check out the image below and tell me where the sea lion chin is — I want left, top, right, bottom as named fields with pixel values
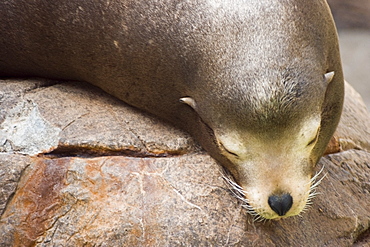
left=0, top=0, right=344, bottom=219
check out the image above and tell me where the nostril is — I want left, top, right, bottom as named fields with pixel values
left=268, top=193, right=293, bottom=216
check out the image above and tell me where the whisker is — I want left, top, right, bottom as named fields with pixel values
left=303, top=165, right=327, bottom=213
left=219, top=168, right=263, bottom=221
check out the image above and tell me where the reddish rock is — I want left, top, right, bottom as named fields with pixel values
left=0, top=79, right=369, bottom=246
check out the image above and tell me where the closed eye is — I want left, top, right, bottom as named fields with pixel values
left=307, top=129, right=320, bottom=146
left=219, top=142, right=239, bottom=157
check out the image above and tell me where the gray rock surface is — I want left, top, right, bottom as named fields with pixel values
left=328, top=81, right=370, bottom=153
left=0, top=79, right=198, bottom=157
left=0, top=79, right=369, bottom=246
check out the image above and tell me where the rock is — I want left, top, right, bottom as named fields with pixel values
left=325, top=81, right=370, bottom=154
left=0, top=79, right=198, bottom=157
left=0, top=79, right=369, bottom=246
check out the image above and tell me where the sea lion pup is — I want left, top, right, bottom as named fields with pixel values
left=0, top=0, right=344, bottom=219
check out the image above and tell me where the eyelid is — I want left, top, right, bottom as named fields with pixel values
left=307, top=128, right=320, bottom=146
left=219, top=142, right=239, bottom=157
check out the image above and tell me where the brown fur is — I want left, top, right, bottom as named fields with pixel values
left=0, top=0, right=344, bottom=219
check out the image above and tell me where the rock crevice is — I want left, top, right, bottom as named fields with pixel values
left=0, top=79, right=369, bottom=246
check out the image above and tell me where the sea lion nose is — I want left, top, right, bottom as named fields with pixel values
left=268, top=193, right=293, bottom=216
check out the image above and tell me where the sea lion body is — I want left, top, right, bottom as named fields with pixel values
left=0, top=0, right=344, bottom=219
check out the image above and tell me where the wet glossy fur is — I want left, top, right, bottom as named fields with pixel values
left=0, top=0, right=344, bottom=219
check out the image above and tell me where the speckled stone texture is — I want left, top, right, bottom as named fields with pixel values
left=0, top=79, right=369, bottom=246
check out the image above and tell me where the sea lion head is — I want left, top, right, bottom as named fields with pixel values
left=176, top=0, right=344, bottom=220
left=181, top=69, right=340, bottom=220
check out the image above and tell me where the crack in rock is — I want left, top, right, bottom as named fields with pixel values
left=43, top=145, right=186, bottom=158
left=170, top=187, right=203, bottom=211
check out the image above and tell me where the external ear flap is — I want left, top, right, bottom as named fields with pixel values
left=324, top=71, right=335, bottom=84
left=179, top=97, right=196, bottom=110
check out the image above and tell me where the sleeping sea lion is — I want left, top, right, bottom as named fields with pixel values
left=0, top=0, right=344, bottom=219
